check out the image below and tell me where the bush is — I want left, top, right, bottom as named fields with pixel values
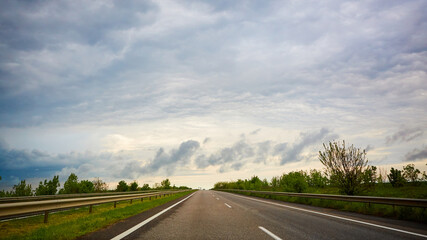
left=35, top=175, right=60, bottom=195
left=13, top=180, right=33, bottom=196
left=62, top=173, right=80, bottom=194
left=388, top=168, right=406, bottom=187
left=362, top=166, right=377, bottom=190
left=79, top=180, right=95, bottom=193
left=307, top=169, right=328, bottom=188
left=140, top=183, right=150, bottom=190
left=403, top=164, right=420, bottom=183
left=279, top=171, right=308, bottom=193
left=129, top=181, right=138, bottom=191
left=161, top=179, right=171, bottom=189
left=116, top=180, right=128, bottom=192
left=319, top=140, right=368, bottom=195
left=92, top=177, right=108, bottom=192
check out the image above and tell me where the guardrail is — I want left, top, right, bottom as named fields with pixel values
left=217, top=189, right=427, bottom=208
left=0, top=190, right=192, bottom=223
left=0, top=190, right=161, bottom=203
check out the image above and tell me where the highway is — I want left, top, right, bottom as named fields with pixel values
left=80, top=190, right=427, bottom=240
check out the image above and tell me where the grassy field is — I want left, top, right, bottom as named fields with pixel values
left=306, top=183, right=427, bottom=199
left=225, top=184, right=427, bottom=222
left=0, top=190, right=195, bottom=240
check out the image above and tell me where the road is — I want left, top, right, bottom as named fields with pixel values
left=82, top=190, right=427, bottom=240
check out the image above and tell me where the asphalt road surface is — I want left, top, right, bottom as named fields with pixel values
left=83, top=190, right=427, bottom=240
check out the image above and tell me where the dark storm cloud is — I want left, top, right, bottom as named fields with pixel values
left=195, top=138, right=255, bottom=170
left=386, top=126, right=424, bottom=145
left=250, top=129, right=261, bottom=135
left=120, top=140, right=200, bottom=178
left=0, top=138, right=115, bottom=188
left=276, top=128, right=337, bottom=165
left=254, top=141, right=271, bottom=163
left=203, top=137, right=211, bottom=144
left=404, top=146, right=427, bottom=162
left=365, top=145, right=374, bottom=152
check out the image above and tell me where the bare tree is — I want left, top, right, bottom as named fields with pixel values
left=92, top=177, right=108, bottom=192
left=319, top=140, right=368, bottom=195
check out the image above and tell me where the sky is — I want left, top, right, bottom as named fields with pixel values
left=0, top=0, right=426, bottom=190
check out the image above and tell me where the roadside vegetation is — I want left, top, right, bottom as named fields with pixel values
left=213, top=140, right=427, bottom=222
left=0, top=188, right=195, bottom=240
left=0, top=173, right=190, bottom=197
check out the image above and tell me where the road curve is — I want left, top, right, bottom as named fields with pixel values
left=84, top=190, right=427, bottom=240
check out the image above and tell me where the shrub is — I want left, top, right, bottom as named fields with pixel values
left=279, top=171, right=308, bottom=193
left=116, top=180, right=128, bottom=192
left=35, top=175, right=60, bottom=195
left=402, top=164, right=420, bottom=183
left=319, top=140, right=368, bottom=195
left=388, top=168, right=406, bottom=187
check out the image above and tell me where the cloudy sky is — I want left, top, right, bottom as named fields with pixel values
left=1, top=0, right=426, bottom=190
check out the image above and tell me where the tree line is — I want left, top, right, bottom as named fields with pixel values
left=0, top=174, right=189, bottom=197
left=214, top=140, right=427, bottom=195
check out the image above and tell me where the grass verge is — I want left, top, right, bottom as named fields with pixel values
left=0, top=190, right=196, bottom=240
left=225, top=190, right=427, bottom=223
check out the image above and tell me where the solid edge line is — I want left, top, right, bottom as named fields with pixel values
left=224, top=192, right=427, bottom=239
left=258, top=226, right=282, bottom=240
left=224, top=203, right=232, bottom=208
left=110, top=192, right=196, bottom=240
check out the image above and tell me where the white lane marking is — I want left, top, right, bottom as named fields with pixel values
left=224, top=203, right=232, bottom=208
left=259, top=226, right=282, bottom=240
left=216, top=198, right=219, bottom=200
left=223, top=192, right=427, bottom=239
left=111, top=192, right=196, bottom=240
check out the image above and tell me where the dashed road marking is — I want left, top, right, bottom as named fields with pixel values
left=259, top=226, right=282, bottom=240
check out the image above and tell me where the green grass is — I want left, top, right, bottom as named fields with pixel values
left=306, top=183, right=427, bottom=199
left=0, top=191, right=195, bottom=240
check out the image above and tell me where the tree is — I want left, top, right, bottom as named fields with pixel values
left=279, top=171, right=308, bottom=193
left=141, top=183, right=150, bottom=190
left=92, top=177, right=108, bottom=192
left=161, top=179, right=171, bottom=189
left=62, top=173, right=80, bottom=194
left=423, top=164, right=427, bottom=181
left=116, top=180, right=128, bottom=192
left=13, top=180, right=33, bottom=196
left=388, top=168, right=406, bottom=187
left=270, top=176, right=279, bottom=190
left=248, top=176, right=263, bottom=190
left=307, top=169, right=328, bottom=188
left=361, top=166, right=377, bottom=190
left=319, top=140, right=368, bottom=195
left=129, top=181, right=138, bottom=191
left=35, top=175, right=60, bottom=195
left=79, top=180, right=95, bottom=193
left=402, top=164, right=420, bottom=183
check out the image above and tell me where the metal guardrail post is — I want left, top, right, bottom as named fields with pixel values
left=44, top=211, right=48, bottom=223
left=114, top=201, right=117, bottom=208
left=89, top=205, right=93, bottom=213
left=130, top=199, right=133, bottom=204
